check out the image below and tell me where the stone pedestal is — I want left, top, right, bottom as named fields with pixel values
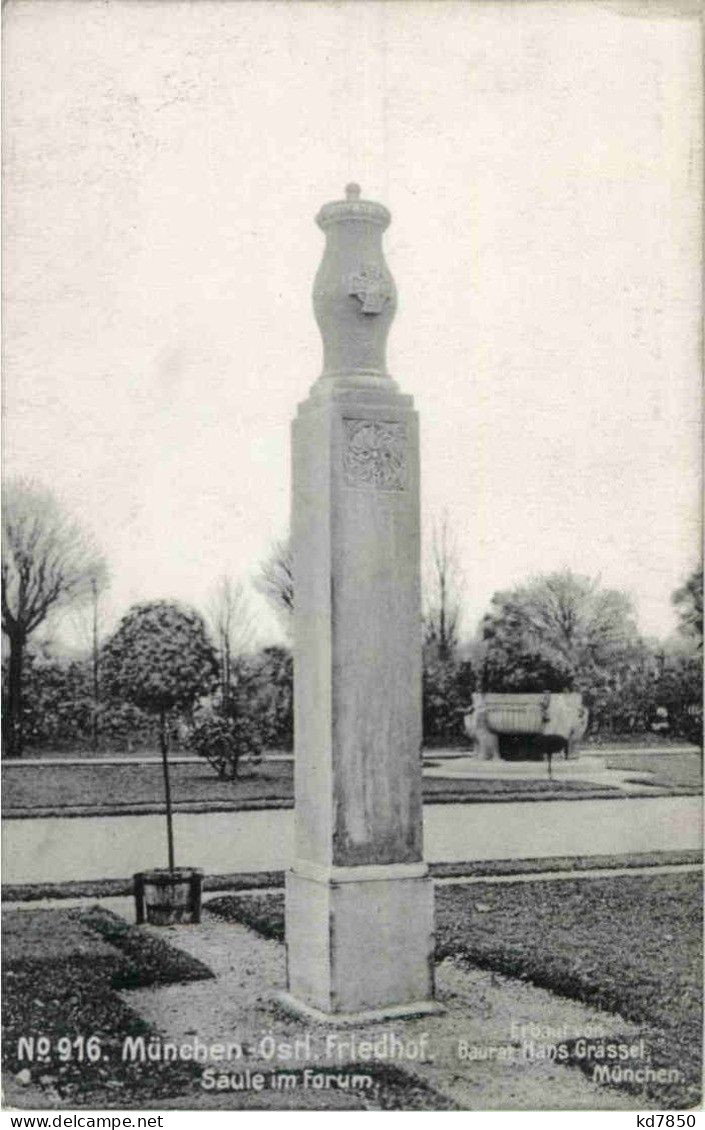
left=282, top=186, right=436, bottom=1020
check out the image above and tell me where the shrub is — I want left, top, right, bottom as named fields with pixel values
left=231, top=646, right=293, bottom=751
left=189, top=709, right=263, bottom=779
left=482, top=648, right=575, bottom=694
left=422, top=657, right=476, bottom=746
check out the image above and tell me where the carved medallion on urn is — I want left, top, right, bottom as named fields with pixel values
left=313, top=184, right=397, bottom=379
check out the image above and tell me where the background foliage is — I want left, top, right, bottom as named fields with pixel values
left=3, top=564, right=701, bottom=754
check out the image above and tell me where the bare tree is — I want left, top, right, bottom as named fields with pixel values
left=482, top=570, right=640, bottom=680
left=207, top=575, right=255, bottom=710
left=255, top=536, right=294, bottom=636
left=1, top=478, right=107, bottom=756
left=66, top=570, right=112, bottom=751
left=424, top=513, right=464, bottom=663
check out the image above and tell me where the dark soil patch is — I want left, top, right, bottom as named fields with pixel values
left=77, top=906, right=213, bottom=987
left=191, top=1062, right=457, bottom=1111
left=2, top=906, right=212, bottom=1105
left=3, top=870, right=286, bottom=903
left=421, top=777, right=621, bottom=798
left=587, top=736, right=700, bottom=749
left=207, top=892, right=286, bottom=940
left=428, top=851, right=703, bottom=880
left=255, top=1062, right=457, bottom=1111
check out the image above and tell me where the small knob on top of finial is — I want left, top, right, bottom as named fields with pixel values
left=316, top=184, right=390, bottom=231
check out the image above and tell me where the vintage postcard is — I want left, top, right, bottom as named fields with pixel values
left=1, top=0, right=702, bottom=1121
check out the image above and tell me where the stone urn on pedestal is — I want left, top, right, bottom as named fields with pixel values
left=464, top=692, right=589, bottom=762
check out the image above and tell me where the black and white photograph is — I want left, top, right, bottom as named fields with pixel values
left=1, top=0, right=702, bottom=1119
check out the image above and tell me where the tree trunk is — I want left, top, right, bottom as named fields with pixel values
left=6, top=631, right=24, bottom=757
left=224, top=637, right=231, bottom=713
left=439, top=586, right=448, bottom=662
left=91, top=578, right=100, bottom=753
left=159, top=710, right=175, bottom=872
left=219, top=633, right=227, bottom=706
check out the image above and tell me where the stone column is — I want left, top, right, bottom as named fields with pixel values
left=281, top=185, right=437, bottom=1021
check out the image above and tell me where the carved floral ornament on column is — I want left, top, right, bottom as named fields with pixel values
left=343, top=418, right=408, bottom=492
left=348, top=264, right=393, bottom=314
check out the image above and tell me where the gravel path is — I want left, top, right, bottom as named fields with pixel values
left=4, top=796, right=701, bottom=883
left=424, top=754, right=665, bottom=793
left=120, top=909, right=648, bottom=1110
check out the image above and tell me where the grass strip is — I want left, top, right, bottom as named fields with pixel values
left=4, top=851, right=701, bottom=904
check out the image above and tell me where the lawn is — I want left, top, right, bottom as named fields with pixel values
left=2, top=906, right=212, bottom=1106
left=604, top=750, right=702, bottom=790
left=435, top=872, right=702, bottom=1108
left=2, top=761, right=628, bottom=815
left=2, top=762, right=294, bottom=814
left=207, top=871, right=703, bottom=1109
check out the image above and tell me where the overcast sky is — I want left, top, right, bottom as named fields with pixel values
left=3, top=0, right=701, bottom=650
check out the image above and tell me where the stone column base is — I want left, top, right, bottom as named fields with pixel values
left=281, top=864, right=438, bottom=1019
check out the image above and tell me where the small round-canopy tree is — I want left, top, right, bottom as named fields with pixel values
left=102, top=601, right=217, bottom=870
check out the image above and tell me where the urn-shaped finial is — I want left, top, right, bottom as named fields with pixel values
left=313, top=185, right=397, bottom=379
